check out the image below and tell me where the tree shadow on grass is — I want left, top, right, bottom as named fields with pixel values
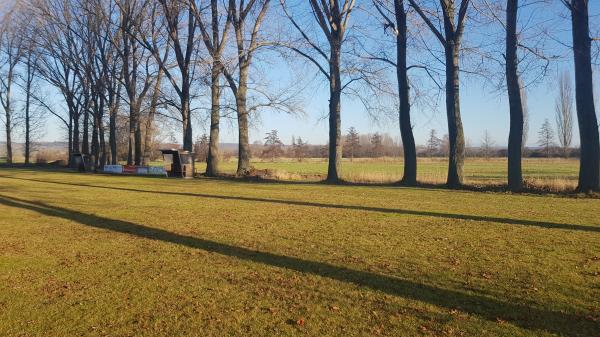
left=3, top=176, right=600, bottom=233
left=0, top=195, right=598, bottom=336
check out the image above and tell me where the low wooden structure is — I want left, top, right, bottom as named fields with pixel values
left=159, top=149, right=195, bottom=178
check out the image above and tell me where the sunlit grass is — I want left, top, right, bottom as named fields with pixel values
left=0, top=168, right=598, bottom=336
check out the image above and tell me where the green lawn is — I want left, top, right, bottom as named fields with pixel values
left=0, top=169, right=598, bottom=336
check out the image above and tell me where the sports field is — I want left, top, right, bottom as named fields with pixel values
left=0, top=168, right=598, bottom=336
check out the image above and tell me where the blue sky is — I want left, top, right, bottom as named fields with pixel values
left=8, top=1, right=600, bottom=148
left=216, top=0, right=600, bottom=148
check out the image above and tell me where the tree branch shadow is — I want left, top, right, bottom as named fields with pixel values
left=0, top=194, right=597, bottom=336
left=3, top=176, right=599, bottom=233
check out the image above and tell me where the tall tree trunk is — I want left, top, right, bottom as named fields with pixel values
left=24, top=67, right=32, bottom=165
left=570, top=0, right=600, bottom=192
left=181, top=74, right=193, bottom=152
left=68, top=119, right=73, bottom=166
left=395, top=0, right=417, bottom=185
left=98, top=94, right=106, bottom=168
left=181, top=95, right=193, bottom=152
left=73, top=112, right=80, bottom=154
left=142, top=119, right=153, bottom=166
left=99, top=120, right=106, bottom=168
left=83, top=106, right=90, bottom=155
left=109, top=106, right=117, bottom=165
left=206, top=61, right=221, bottom=177
left=202, top=0, right=226, bottom=177
left=326, top=42, right=343, bottom=183
left=226, top=0, right=269, bottom=176
left=236, top=65, right=251, bottom=175
left=444, top=41, right=465, bottom=187
left=143, top=70, right=162, bottom=166
left=134, top=108, right=142, bottom=165
left=24, top=107, right=30, bottom=164
left=5, top=107, right=12, bottom=164
left=236, top=87, right=250, bottom=175
left=91, top=94, right=99, bottom=168
left=127, top=104, right=136, bottom=165
left=506, top=0, right=524, bottom=191
left=92, top=112, right=99, bottom=168
left=3, top=69, right=13, bottom=164
left=127, top=94, right=144, bottom=166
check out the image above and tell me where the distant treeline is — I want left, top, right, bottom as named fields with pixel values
left=188, top=130, right=582, bottom=163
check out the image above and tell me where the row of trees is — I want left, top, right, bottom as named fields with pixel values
left=0, top=0, right=273, bottom=174
left=246, top=129, right=400, bottom=162
left=193, top=127, right=405, bottom=162
left=0, top=0, right=598, bottom=191
left=286, top=0, right=598, bottom=191
left=193, top=124, right=577, bottom=162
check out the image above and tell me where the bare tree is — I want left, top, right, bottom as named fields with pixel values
left=562, top=0, right=599, bottom=192
left=263, top=129, right=283, bottom=162
left=480, top=129, right=495, bottom=159
left=20, top=33, right=40, bottom=164
left=73, top=0, right=115, bottom=168
left=223, top=0, right=271, bottom=175
left=292, top=136, right=308, bottom=162
left=141, top=62, right=165, bottom=166
left=0, top=6, right=24, bottom=164
left=408, top=0, right=470, bottom=187
left=505, top=0, right=524, bottom=190
left=280, top=0, right=356, bottom=183
left=426, top=128, right=441, bottom=157
left=191, top=0, right=232, bottom=176
left=370, top=132, right=384, bottom=157
left=138, top=0, right=200, bottom=152
left=117, top=0, right=157, bottom=165
left=34, top=0, right=88, bottom=164
left=193, top=133, right=209, bottom=162
left=370, top=0, right=417, bottom=184
left=538, top=119, right=554, bottom=158
left=555, top=71, right=574, bottom=158
left=94, top=0, right=124, bottom=165
left=118, top=1, right=170, bottom=166
left=6, top=3, right=46, bottom=165
left=476, top=0, right=554, bottom=190
left=345, top=126, right=360, bottom=161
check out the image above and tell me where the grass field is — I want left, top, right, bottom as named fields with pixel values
left=201, top=158, right=579, bottom=190
left=0, top=168, right=598, bottom=336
